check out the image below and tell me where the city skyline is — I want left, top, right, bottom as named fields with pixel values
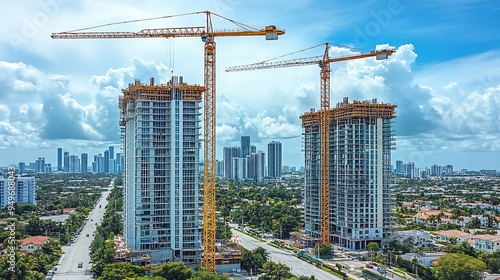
left=1, top=1, right=500, bottom=170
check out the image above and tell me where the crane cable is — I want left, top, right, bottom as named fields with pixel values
left=64, top=11, right=201, bottom=33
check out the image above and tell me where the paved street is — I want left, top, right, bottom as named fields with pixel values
left=53, top=182, right=113, bottom=280
left=231, top=228, right=342, bottom=280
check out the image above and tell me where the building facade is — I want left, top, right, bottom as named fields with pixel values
left=120, top=76, right=203, bottom=264
left=240, top=136, right=251, bottom=158
left=0, top=176, right=37, bottom=208
left=267, top=141, right=282, bottom=179
left=301, top=98, right=395, bottom=250
left=223, top=146, right=239, bottom=180
left=246, top=151, right=266, bottom=182
left=57, top=148, right=63, bottom=171
left=81, top=153, right=88, bottom=173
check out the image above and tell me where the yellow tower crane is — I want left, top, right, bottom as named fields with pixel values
left=51, top=11, right=284, bottom=273
left=226, top=43, right=393, bottom=245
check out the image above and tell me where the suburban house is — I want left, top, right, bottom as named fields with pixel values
left=18, top=236, right=49, bottom=253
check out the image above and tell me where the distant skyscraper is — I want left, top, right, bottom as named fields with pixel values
left=430, top=164, right=441, bottom=176
left=443, top=164, right=454, bottom=175
left=404, top=162, right=415, bottom=178
left=93, top=154, right=105, bottom=173
left=45, top=164, right=51, bottom=173
left=81, top=153, right=88, bottom=173
left=223, top=146, right=239, bottom=179
left=18, top=162, right=26, bottom=174
left=247, top=151, right=265, bottom=182
left=64, top=151, right=69, bottom=172
left=395, top=160, right=403, bottom=174
left=240, top=136, right=251, bottom=158
left=115, top=153, right=124, bottom=173
left=232, top=157, right=247, bottom=181
left=57, top=148, right=63, bottom=171
left=104, top=150, right=110, bottom=173
left=216, top=160, right=224, bottom=177
left=109, top=146, right=114, bottom=160
left=267, top=141, right=282, bottom=178
left=69, top=155, right=80, bottom=173
left=302, top=98, right=396, bottom=249
left=121, top=76, right=203, bottom=264
left=35, top=157, right=45, bottom=173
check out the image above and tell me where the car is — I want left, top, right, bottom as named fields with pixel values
left=365, top=264, right=373, bottom=269
left=377, top=267, right=386, bottom=274
left=78, top=262, right=83, bottom=268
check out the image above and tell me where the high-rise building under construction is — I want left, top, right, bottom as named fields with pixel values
left=120, top=76, right=203, bottom=264
left=301, top=97, right=396, bottom=250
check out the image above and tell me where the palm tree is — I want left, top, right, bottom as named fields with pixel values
left=466, top=217, right=481, bottom=229
left=427, top=214, right=437, bottom=227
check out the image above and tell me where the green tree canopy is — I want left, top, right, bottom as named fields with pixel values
left=312, top=243, right=333, bottom=259
left=241, top=247, right=269, bottom=272
left=433, top=253, right=486, bottom=280
left=258, top=261, right=293, bottom=280
left=99, top=262, right=147, bottom=280
left=151, top=262, right=192, bottom=280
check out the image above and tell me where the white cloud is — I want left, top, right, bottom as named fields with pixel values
left=1, top=0, right=500, bottom=169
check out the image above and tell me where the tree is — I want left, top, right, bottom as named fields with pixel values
left=258, top=261, right=293, bottom=280
left=488, top=257, right=500, bottom=274
left=99, top=262, right=147, bottom=280
left=312, top=243, right=333, bottom=259
left=151, top=262, right=192, bottom=280
left=367, top=242, right=380, bottom=257
left=191, top=268, right=230, bottom=280
left=466, top=217, right=481, bottom=229
left=241, top=247, right=269, bottom=272
left=433, top=253, right=486, bottom=280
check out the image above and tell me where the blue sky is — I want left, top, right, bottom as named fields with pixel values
left=0, top=0, right=499, bottom=171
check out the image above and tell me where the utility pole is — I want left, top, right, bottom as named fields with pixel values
left=280, top=223, right=282, bottom=239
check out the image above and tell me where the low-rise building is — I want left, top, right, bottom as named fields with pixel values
left=473, top=235, right=500, bottom=253
left=433, top=230, right=474, bottom=244
left=391, top=230, right=433, bottom=247
left=18, top=236, right=49, bottom=253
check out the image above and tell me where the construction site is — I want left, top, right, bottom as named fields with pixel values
left=51, top=8, right=396, bottom=275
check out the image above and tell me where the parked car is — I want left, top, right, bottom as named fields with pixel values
left=365, top=264, right=373, bottom=269
left=78, top=262, right=83, bottom=268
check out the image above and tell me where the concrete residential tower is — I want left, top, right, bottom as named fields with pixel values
left=120, top=76, right=203, bottom=264
left=301, top=98, right=396, bottom=250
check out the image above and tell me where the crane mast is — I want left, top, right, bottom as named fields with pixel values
left=226, top=43, right=393, bottom=245
left=52, top=11, right=284, bottom=273
left=203, top=12, right=217, bottom=272
left=319, top=44, right=331, bottom=244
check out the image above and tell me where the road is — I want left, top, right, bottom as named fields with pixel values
left=231, top=228, right=342, bottom=280
left=53, top=181, right=113, bottom=280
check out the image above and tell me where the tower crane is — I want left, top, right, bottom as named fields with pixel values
left=51, top=11, right=284, bottom=273
left=226, top=43, right=393, bottom=245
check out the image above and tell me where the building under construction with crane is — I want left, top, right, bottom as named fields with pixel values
left=301, top=97, right=396, bottom=250
left=120, top=76, right=204, bottom=264
left=52, top=11, right=285, bottom=273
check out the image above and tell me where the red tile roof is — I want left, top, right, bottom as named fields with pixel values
left=18, top=236, right=49, bottom=246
